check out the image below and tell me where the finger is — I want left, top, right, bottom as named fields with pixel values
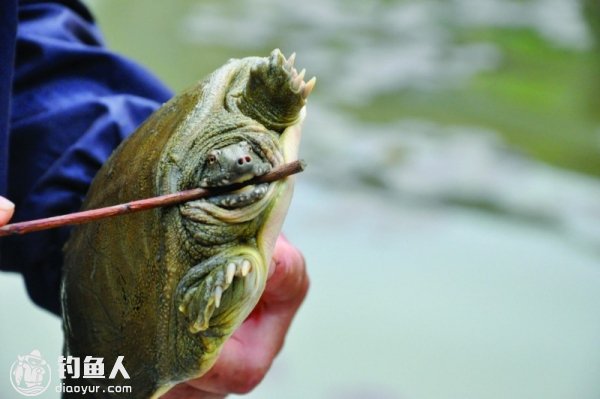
left=263, top=235, right=309, bottom=307
left=186, top=235, right=309, bottom=395
left=0, top=196, right=14, bottom=226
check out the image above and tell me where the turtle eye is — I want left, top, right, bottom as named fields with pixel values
left=207, top=153, right=217, bottom=165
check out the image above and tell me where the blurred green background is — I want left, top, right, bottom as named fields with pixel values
left=2, top=0, right=600, bottom=398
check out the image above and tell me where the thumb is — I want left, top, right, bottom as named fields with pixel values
left=0, top=196, right=15, bottom=226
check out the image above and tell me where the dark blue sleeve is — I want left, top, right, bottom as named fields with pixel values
left=0, top=0, right=17, bottom=195
left=0, top=0, right=174, bottom=315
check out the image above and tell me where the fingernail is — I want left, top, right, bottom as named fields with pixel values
left=0, top=197, right=14, bottom=211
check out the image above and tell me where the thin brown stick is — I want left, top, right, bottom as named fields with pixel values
left=0, top=160, right=306, bottom=237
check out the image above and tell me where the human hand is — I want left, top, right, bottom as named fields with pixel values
left=162, top=235, right=309, bottom=399
left=0, top=196, right=14, bottom=226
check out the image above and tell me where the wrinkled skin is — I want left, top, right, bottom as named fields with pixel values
left=61, top=49, right=314, bottom=398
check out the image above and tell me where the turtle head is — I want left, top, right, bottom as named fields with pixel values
left=194, top=140, right=272, bottom=209
left=199, top=141, right=270, bottom=187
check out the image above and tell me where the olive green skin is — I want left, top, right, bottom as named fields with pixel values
left=61, top=50, right=311, bottom=398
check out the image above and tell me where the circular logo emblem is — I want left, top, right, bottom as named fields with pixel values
left=9, top=350, right=51, bottom=397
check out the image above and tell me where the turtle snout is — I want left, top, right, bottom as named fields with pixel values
left=235, top=153, right=254, bottom=172
left=230, top=146, right=272, bottom=180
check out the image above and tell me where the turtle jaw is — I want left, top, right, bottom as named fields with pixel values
left=205, top=183, right=270, bottom=209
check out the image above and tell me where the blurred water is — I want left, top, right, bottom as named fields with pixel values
left=181, top=0, right=589, bottom=99
left=2, top=0, right=600, bottom=398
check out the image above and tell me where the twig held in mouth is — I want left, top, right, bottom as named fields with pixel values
left=0, top=160, right=306, bottom=237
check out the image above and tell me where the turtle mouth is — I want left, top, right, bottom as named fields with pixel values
left=199, top=165, right=271, bottom=188
left=180, top=180, right=276, bottom=225
left=205, top=183, right=270, bottom=209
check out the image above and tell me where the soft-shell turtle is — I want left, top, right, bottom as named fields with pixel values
left=61, top=49, right=314, bottom=398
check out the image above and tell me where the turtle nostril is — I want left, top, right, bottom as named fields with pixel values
left=238, top=156, right=252, bottom=165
